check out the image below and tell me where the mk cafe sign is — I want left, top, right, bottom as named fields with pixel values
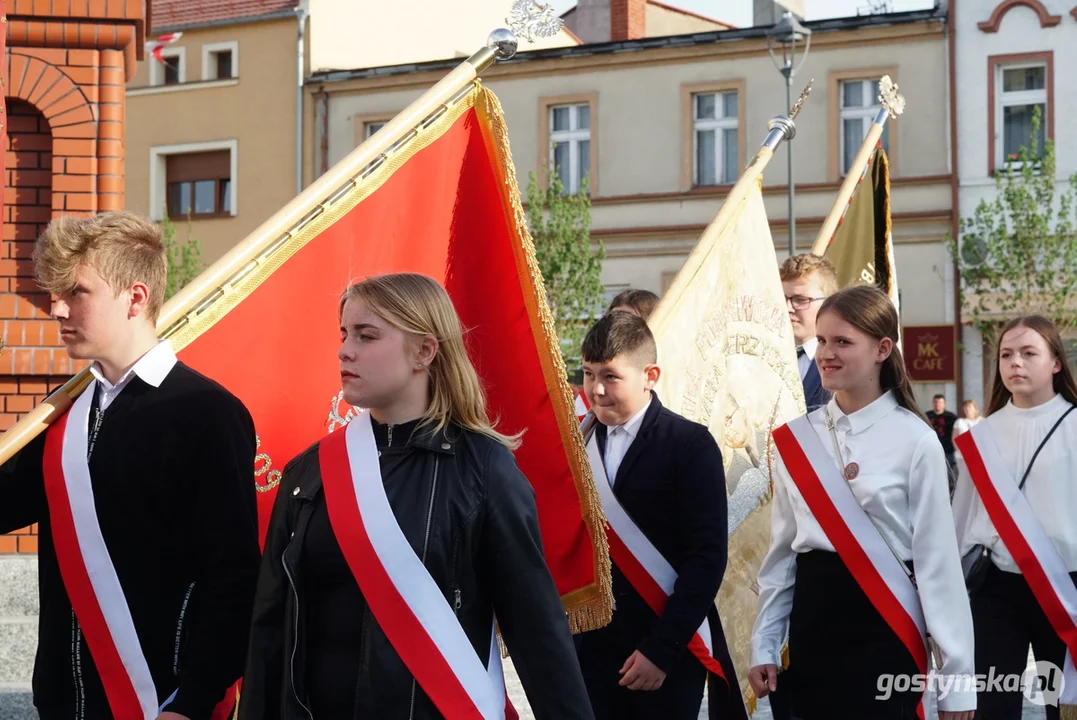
left=903, top=325, right=956, bottom=382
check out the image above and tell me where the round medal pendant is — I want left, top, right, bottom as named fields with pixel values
left=844, top=462, right=860, bottom=481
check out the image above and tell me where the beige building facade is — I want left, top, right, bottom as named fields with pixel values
left=307, top=7, right=959, bottom=407
left=125, top=0, right=578, bottom=265
left=125, top=2, right=302, bottom=263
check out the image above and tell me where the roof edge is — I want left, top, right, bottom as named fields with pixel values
left=151, top=7, right=299, bottom=35
left=307, top=6, right=945, bottom=84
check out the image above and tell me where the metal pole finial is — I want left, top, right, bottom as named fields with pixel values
left=768, top=115, right=796, bottom=143
left=486, top=28, right=519, bottom=60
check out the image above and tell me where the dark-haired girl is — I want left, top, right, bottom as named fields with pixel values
left=953, top=315, right=1077, bottom=719
left=748, top=285, right=975, bottom=720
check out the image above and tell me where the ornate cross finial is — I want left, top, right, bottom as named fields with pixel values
left=878, top=75, right=906, bottom=119
left=789, top=79, right=814, bottom=121
left=506, top=0, right=564, bottom=43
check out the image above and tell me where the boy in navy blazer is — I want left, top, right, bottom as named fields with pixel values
left=575, top=312, right=743, bottom=720
left=780, top=254, right=839, bottom=413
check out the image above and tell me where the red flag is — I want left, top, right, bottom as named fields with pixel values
left=170, top=85, right=611, bottom=631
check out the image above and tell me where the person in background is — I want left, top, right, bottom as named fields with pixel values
left=952, top=399, right=982, bottom=441
left=575, top=312, right=742, bottom=720
left=952, top=316, right=1077, bottom=720
left=926, top=393, right=958, bottom=488
left=607, top=288, right=659, bottom=322
left=780, top=255, right=839, bottom=414
left=750, top=285, right=974, bottom=720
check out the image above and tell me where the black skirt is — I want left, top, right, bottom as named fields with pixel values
left=785, top=550, right=922, bottom=720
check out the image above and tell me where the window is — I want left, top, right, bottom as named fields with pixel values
left=693, top=90, right=739, bottom=185
left=839, top=79, right=890, bottom=175
left=164, top=59, right=180, bottom=85
left=151, top=47, right=186, bottom=87
left=548, top=103, right=591, bottom=194
left=202, top=41, right=239, bottom=81
left=214, top=51, right=233, bottom=79
left=997, top=64, right=1047, bottom=165
left=166, top=151, right=232, bottom=218
left=364, top=121, right=386, bottom=139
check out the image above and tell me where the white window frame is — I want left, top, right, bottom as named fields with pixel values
left=150, top=47, right=186, bottom=87
left=838, top=79, right=885, bottom=176
left=149, top=140, right=238, bottom=221
left=692, top=90, right=739, bottom=186
left=364, top=121, right=386, bottom=139
left=547, top=103, right=591, bottom=194
left=995, top=62, right=1048, bottom=169
left=201, top=41, right=239, bottom=81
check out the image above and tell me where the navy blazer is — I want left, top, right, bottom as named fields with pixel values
left=802, top=356, right=830, bottom=413
left=582, top=393, right=747, bottom=719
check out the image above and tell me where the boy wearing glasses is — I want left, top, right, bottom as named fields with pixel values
left=780, top=254, right=839, bottom=413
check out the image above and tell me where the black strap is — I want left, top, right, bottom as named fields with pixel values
left=86, top=387, right=105, bottom=463
left=1018, top=405, right=1075, bottom=491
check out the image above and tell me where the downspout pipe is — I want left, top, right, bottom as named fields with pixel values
left=296, top=3, right=308, bottom=196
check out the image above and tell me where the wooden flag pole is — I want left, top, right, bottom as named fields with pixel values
left=0, top=9, right=562, bottom=465
left=810, top=75, right=905, bottom=257
left=651, top=81, right=813, bottom=330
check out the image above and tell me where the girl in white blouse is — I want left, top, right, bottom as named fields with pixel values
left=952, top=316, right=1077, bottom=720
left=748, top=285, right=975, bottom=720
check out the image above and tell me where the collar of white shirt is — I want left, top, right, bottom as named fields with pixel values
left=826, top=389, right=898, bottom=434
left=90, top=340, right=178, bottom=395
left=609, top=395, right=652, bottom=442
left=798, top=337, right=818, bottom=360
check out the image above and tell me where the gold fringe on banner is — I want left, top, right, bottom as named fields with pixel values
left=475, top=84, right=613, bottom=633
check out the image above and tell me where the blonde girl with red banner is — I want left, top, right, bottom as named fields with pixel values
left=748, top=285, right=975, bottom=720
left=239, top=273, right=593, bottom=720
left=952, top=316, right=1077, bottom=720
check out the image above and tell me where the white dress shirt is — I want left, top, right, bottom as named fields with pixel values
left=89, top=340, right=178, bottom=411
left=752, top=391, right=976, bottom=711
left=796, top=337, right=818, bottom=381
left=603, top=396, right=651, bottom=486
left=953, top=393, right=1077, bottom=574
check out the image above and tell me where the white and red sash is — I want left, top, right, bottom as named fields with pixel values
left=584, top=427, right=727, bottom=681
left=41, top=382, right=176, bottom=720
left=319, top=411, right=515, bottom=720
left=575, top=392, right=590, bottom=421
left=772, top=417, right=928, bottom=710
left=957, top=423, right=1077, bottom=703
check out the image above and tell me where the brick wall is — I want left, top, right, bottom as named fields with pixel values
left=610, top=0, right=647, bottom=40
left=1, top=46, right=128, bottom=554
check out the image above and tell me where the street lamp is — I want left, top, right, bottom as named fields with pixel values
left=767, top=11, right=811, bottom=256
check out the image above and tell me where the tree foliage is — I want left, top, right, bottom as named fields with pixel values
left=161, top=214, right=204, bottom=300
left=526, top=171, right=605, bottom=370
left=950, top=108, right=1077, bottom=347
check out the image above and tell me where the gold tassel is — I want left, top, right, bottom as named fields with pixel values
left=1060, top=703, right=1077, bottom=720
left=745, top=692, right=757, bottom=715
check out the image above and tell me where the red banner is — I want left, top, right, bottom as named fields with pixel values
left=902, top=324, right=956, bottom=382
left=172, top=86, right=610, bottom=631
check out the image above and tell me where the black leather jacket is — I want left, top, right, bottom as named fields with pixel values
left=239, top=419, right=594, bottom=720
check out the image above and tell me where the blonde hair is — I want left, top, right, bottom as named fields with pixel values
left=339, top=273, right=521, bottom=450
left=780, top=253, right=839, bottom=296
left=34, top=212, right=167, bottom=322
